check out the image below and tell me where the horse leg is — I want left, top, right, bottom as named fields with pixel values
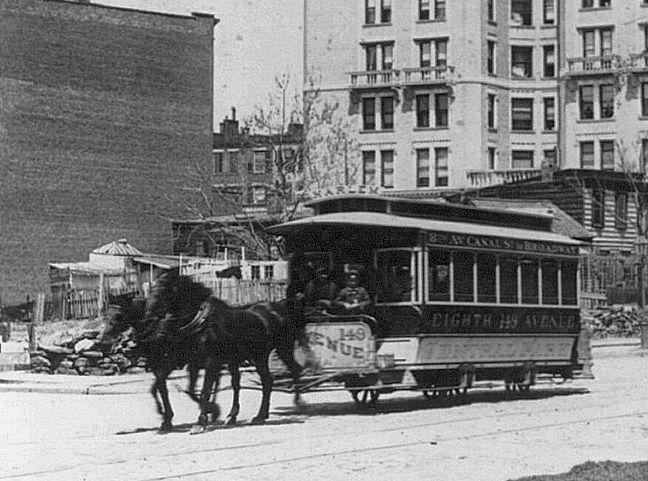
left=185, top=361, right=201, bottom=405
left=277, top=344, right=304, bottom=407
left=224, top=362, right=241, bottom=426
left=154, top=368, right=174, bottom=432
left=251, top=356, right=273, bottom=425
left=191, top=356, right=221, bottom=435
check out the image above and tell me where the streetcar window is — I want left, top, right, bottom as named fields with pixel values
left=542, top=260, right=559, bottom=305
left=477, top=253, right=497, bottom=303
left=561, top=260, right=578, bottom=305
left=453, top=251, right=474, bottom=303
left=499, top=257, right=519, bottom=304
left=428, top=249, right=450, bottom=301
left=521, top=258, right=539, bottom=304
left=376, top=250, right=417, bottom=303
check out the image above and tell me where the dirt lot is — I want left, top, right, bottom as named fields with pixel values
left=1, top=343, right=647, bottom=481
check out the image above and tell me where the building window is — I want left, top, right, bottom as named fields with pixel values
left=600, top=84, right=614, bottom=118
left=543, top=0, right=555, bottom=24
left=365, top=44, right=377, bottom=71
left=642, top=83, right=648, bottom=117
left=382, top=43, right=394, bottom=70
left=436, top=39, right=448, bottom=68
left=362, top=98, right=376, bottom=130
left=487, top=93, right=497, bottom=128
left=601, top=28, right=613, bottom=56
left=487, top=40, right=496, bottom=75
left=582, top=0, right=610, bottom=7
left=416, top=148, right=430, bottom=187
left=511, top=46, right=533, bottom=78
left=601, top=140, right=615, bottom=170
left=644, top=25, right=648, bottom=53
left=381, top=150, right=394, bottom=188
left=228, top=151, right=239, bottom=172
left=615, top=193, right=628, bottom=230
left=543, top=148, right=557, bottom=167
left=592, top=188, right=605, bottom=228
left=543, top=97, right=555, bottom=131
left=511, top=0, right=532, bottom=26
left=580, top=141, right=595, bottom=168
left=365, top=0, right=376, bottom=24
left=416, top=94, right=430, bottom=127
left=582, top=30, right=595, bottom=57
left=511, top=98, right=534, bottom=131
left=435, top=92, right=449, bottom=127
left=488, top=147, right=497, bottom=169
left=419, top=0, right=430, bottom=20
left=381, top=96, right=394, bottom=129
left=488, top=0, right=495, bottom=22
left=381, top=0, right=392, bottom=23
left=362, top=151, right=376, bottom=184
left=434, top=0, right=446, bottom=21
left=543, top=45, right=555, bottom=77
left=579, top=85, right=594, bottom=119
left=264, top=265, right=274, bottom=279
left=419, top=41, right=431, bottom=67
left=435, top=147, right=449, bottom=186
left=246, top=186, right=266, bottom=205
left=214, top=152, right=224, bottom=174
left=512, top=150, right=534, bottom=169
left=253, top=151, right=267, bottom=174
left=642, top=139, right=648, bottom=173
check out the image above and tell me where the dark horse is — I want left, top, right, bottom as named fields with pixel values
left=101, top=294, right=220, bottom=432
left=105, top=271, right=305, bottom=433
left=143, top=270, right=305, bottom=433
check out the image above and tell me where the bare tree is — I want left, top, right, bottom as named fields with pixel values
left=170, top=73, right=360, bottom=260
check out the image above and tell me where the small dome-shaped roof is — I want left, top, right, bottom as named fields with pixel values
left=92, top=239, right=143, bottom=256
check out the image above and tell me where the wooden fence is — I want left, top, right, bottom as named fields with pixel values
left=200, top=278, right=287, bottom=306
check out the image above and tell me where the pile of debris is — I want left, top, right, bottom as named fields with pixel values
left=581, top=306, right=645, bottom=338
left=30, top=320, right=145, bottom=375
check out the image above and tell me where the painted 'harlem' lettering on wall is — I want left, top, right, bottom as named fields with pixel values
left=427, top=232, right=580, bottom=256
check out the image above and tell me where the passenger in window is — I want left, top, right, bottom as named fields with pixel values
left=303, top=266, right=337, bottom=310
left=333, top=267, right=371, bottom=314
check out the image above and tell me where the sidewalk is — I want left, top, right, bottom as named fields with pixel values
left=0, top=369, right=176, bottom=395
left=0, top=339, right=643, bottom=395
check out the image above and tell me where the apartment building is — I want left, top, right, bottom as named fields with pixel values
left=304, top=0, right=560, bottom=192
left=562, top=1, right=648, bottom=172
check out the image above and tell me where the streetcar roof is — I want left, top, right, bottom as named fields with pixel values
left=266, top=211, right=582, bottom=246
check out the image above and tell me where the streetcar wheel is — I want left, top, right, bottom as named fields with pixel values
left=350, top=389, right=379, bottom=407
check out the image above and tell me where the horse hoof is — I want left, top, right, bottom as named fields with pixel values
left=250, top=416, right=266, bottom=425
left=224, top=416, right=237, bottom=426
left=159, top=421, right=173, bottom=433
left=190, top=424, right=206, bottom=435
left=207, top=402, right=220, bottom=419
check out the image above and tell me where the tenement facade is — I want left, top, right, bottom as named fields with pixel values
left=0, top=0, right=216, bottom=302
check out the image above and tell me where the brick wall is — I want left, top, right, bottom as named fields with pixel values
left=0, top=0, right=215, bottom=303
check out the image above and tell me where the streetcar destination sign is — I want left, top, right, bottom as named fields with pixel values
left=427, top=232, right=579, bottom=256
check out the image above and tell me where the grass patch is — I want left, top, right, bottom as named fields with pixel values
left=510, top=461, right=648, bottom=481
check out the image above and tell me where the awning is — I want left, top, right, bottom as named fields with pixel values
left=132, top=256, right=180, bottom=269
left=266, top=212, right=582, bottom=246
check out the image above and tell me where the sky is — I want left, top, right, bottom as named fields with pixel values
left=95, top=0, right=303, bottom=129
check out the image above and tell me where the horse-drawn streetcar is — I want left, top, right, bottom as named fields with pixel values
left=267, top=194, right=587, bottom=405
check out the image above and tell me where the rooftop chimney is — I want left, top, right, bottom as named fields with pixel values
left=231, top=106, right=236, bottom=121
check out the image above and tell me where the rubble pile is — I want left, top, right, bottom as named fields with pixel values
left=581, top=306, right=645, bottom=338
left=30, top=320, right=145, bottom=375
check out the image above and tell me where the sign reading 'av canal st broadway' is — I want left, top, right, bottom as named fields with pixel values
left=427, top=232, right=580, bottom=256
